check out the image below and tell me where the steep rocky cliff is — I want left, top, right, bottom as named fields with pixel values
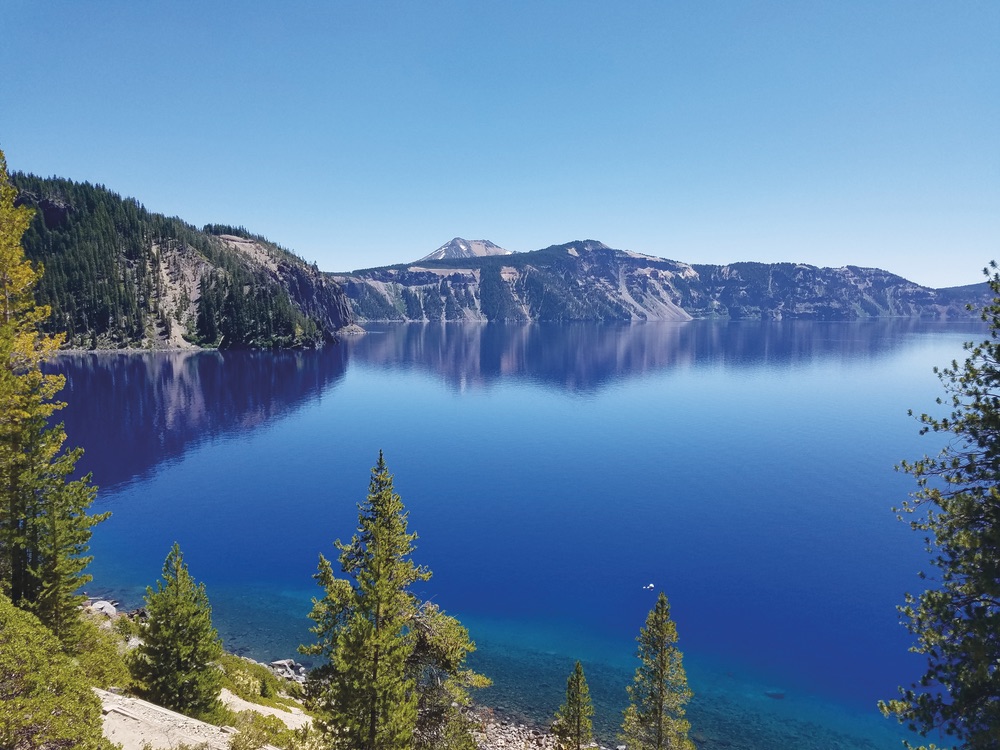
left=339, top=240, right=986, bottom=322
left=13, top=174, right=354, bottom=348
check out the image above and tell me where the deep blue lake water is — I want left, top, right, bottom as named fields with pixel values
left=52, top=320, right=983, bottom=749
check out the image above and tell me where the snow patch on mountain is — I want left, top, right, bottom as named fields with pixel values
left=418, top=238, right=512, bottom=261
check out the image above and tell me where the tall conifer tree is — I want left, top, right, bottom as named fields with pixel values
left=302, top=452, right=431, bottom=750
left=130, top=543, right=223, bottom=716
left=553, top=660, right=595, bottom=750
left=620, top=592, right=694, bottom=750
left=880, top=263, right=1000, bottom=749
left=0, top=149, right=106, bottom=645
left=303, top=453, right=486, bottom=749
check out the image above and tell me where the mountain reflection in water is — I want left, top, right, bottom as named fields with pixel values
left=347, top=319, right=983, bottom=391
left=50, top=347, right=348, bottom=490
left=51, top=319, right=983, bottom=491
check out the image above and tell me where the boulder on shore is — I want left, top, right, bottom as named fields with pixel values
left=268, top=658, right=307, bottom=683
left=89, top=600, right=117, bottom=618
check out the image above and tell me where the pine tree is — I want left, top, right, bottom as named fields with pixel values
left=130, top=542, right=223, bottom=716
left=879, top=263, right=1000, bottom=749
left=0, top=149, right=106, bottom=645
left=553, top=660, right=594, bottom=750
left=28, top=453, right=103, bottom=643
left=196, top=273, right=220, bottom=345
left=620, top=592, right=694, bottom=750
left=409, top=601, right=490, bottom=750
left=301, top=452, right=431, bottom=750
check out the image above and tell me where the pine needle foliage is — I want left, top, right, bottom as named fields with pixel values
left=0, top=591, right=106, bottom=750
left=130, top=542, right=223, bottom=717
left=620, top=592, right=694, bottom=750
left=409, top=601, right=490, bottom=750
left=0, top=149, right=107, bottom=645
left=301, top=451, right=431, bottom=750
left=880, top=262, right=1000, bottom=749
left=302, top=453, right=486, bottom=750
left=553, top=660, right=594, bottom=750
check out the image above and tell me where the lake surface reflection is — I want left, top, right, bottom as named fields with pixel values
left=56, top=320, right=982, bottom=749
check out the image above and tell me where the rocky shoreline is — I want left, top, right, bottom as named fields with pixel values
left=255, top=658, right=614, bottom=750
left=469, top=707, right=561, bottom=750
left=82, top=597, right=589, bottom=750
left=83, top=596, right=609, bottom=750
left=254, top=655, right=623, bottom=750
left=97, top=686, right=596, bottom=750
left=52, top=321, right=366, bottom=355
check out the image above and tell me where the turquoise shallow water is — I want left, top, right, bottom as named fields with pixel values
left=456, top=614, right=924, bottom=749
left=57, top=320, right=981, bottom=749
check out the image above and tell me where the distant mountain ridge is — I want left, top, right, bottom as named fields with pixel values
left=10, top=167, right=988, bottom=338
left=417, top=237, right=512, bottom=262
left=338, top=239, right=989, bottom=323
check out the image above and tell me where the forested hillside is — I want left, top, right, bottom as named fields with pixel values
left=13, top=174, right=353, bottom=349
left=338, top=240, right=989, bottom=323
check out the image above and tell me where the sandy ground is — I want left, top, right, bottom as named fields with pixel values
left=218, top=688, right=311, bottom=730
left=95, top=688, right=309, bottom=750
left=97, top=689, right=236, bottom=750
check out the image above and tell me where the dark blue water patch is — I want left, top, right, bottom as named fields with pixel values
left=68, top=320, right=980, bottom=750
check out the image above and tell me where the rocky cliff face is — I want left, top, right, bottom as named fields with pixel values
left=681, top=262, right=948, bottom=319
left=339, top=241, right=987, bottom=323
left=13, top=174, right=354, bottom=349
left=217, top=235, right=354, bottom=335
left=337, top=241, right=692, bottom=323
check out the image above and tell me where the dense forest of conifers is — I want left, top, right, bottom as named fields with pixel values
left=12, top=174, right=351, bottom=349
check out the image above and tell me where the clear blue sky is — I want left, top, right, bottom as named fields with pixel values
left=2, top=1, right=997, bottom=286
